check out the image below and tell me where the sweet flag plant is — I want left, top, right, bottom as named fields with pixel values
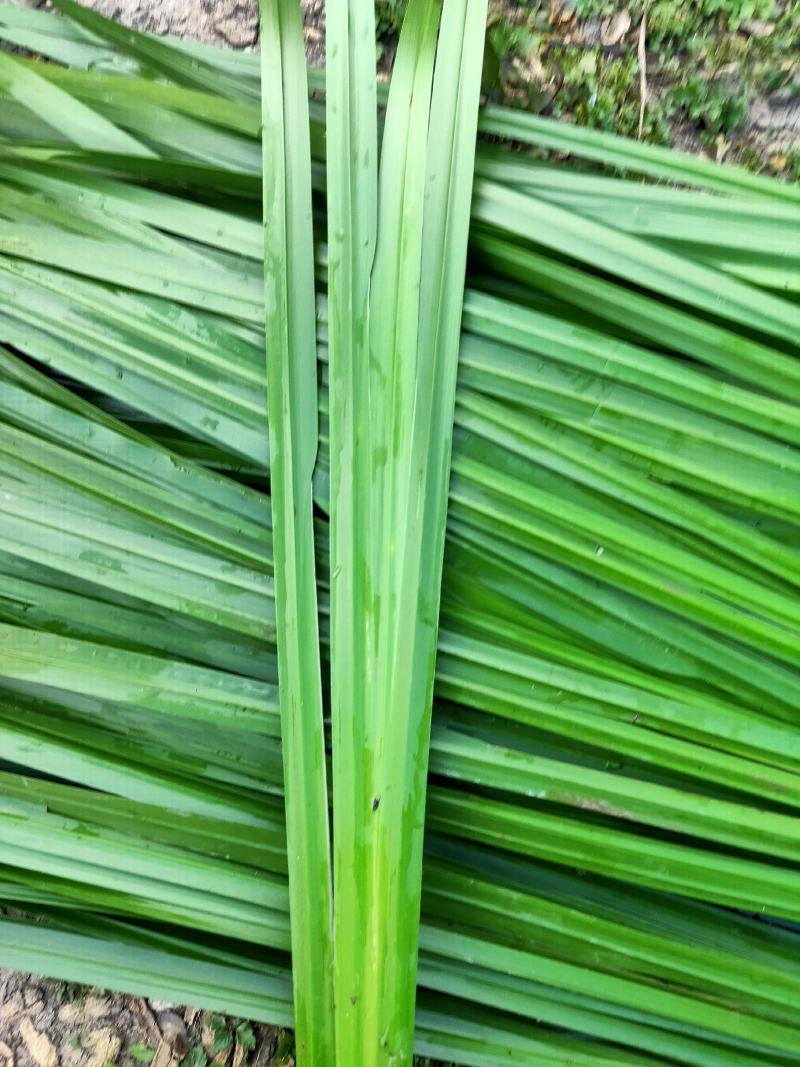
left=0, top=2, right=798, bottom=1065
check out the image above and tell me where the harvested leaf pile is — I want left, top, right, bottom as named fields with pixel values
left=0, top=2, right=799, bottom=1066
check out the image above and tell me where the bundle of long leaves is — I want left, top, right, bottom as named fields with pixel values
left=0, top=1, right=799, bottom=1065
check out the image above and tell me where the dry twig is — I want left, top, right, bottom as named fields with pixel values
left=638, top=9, right=648, bottom=138
left=136, top=998, right=163, bottom=1044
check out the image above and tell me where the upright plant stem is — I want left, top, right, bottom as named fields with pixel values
left=259, top=2, right=334, bottom=1063
left=328, top=0, right=487, bottom=1061
left=325, top=0, right=378, bottom=1062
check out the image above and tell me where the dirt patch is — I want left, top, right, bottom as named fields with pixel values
left=18, top=0, right=324, bottom=61
left=0, top=972, right=288, bottom=1067
left=76, top=1, right=260, bottom=47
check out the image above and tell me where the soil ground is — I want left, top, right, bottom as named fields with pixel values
left=0, top=969, right=290, bottom=1067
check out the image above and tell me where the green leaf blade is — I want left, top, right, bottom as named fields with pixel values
left=259, top=2, right=334, bottom=1065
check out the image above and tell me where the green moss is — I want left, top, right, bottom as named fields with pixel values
left=666, top=74, right=750, bottom=137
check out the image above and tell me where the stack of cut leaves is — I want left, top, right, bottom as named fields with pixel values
left=0, top=1, right=799, bottom=1065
